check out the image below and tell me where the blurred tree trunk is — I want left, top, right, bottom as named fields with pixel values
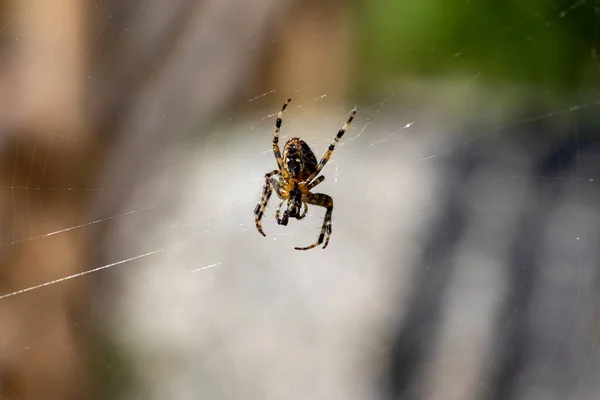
left=0, top=1, right=91, bottom=399
left=90, top=0, right=293, bottom=220
left=0, top=0, right=291, bottom=398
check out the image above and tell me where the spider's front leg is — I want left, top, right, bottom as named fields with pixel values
left=298, top=202, right=308, bottom=219
left=254, top=170, right=280, bottom=236
left=275, top=200, right=288, bottom=226
left=275, top=200, right=307, bottom=226
left=295, top=193, right=333, bottom=250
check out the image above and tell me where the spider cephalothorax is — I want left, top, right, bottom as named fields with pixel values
left=254, top=98, right=356, bottom=250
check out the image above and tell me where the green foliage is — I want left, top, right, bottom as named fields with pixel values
left=355, top=0, right=600, bottom=92
left=91, top=335, right=140, bottom=400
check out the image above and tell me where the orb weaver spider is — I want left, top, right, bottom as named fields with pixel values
left=254, top=98, right=356, bottom=250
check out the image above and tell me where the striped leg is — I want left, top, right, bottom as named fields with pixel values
left=254, top=170, right=280, bottom=236
left=269, top=177, right=284, bottom=199
left=307, top=175, right=325, bottom=190
left=279, top=200, right=308, bottom=222
left=275, top=199, right=287, bottom=225
left=273, top=98, right=291, bottom=170
left=307, top=107, right=356, bottom=182
left=294, top=193, right=333, bottom=250
left=298, top=202, right=308, bottom=219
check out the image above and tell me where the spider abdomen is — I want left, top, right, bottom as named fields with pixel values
left=282, top=138, right=318, bottom=180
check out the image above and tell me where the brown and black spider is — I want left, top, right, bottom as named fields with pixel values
left=254, top=98, right=356, bottom=250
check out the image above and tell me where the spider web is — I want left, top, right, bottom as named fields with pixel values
left=1, top=1, right=600, bottom=399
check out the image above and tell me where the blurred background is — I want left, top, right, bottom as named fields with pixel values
left=0, top=0, right=599, bottom=399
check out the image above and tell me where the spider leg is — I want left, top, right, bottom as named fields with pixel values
left=294, top=193, right=333, bottom=250
left=269, top=177, right=284, bottom=199
left=306, top=107, right=356, bottom=182
left=278, top=200, right=307, bottom=226
left=307, top=175, right=325, bottom=190
left=254, top=170, right=280, bottom=236
left=273, top=98, right=291, bottom=171
left=275, top=199, right=288, bottom=225
left=277, top=199, right=307, bottom=225
left=297, top=202, right=308, bottom=220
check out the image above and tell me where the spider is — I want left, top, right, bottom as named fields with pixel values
left=254, top=98, right=356, bottom=250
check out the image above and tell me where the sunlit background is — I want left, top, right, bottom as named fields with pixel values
left=0, top=1, right=599, bottom=399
